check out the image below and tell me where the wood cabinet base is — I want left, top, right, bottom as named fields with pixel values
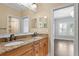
left=0, top=37, right=48, bottom=56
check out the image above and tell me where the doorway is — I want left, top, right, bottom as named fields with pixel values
left=53, top=4, right=75, bottom=56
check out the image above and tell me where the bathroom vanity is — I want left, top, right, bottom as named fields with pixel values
left=0, top=34, right=48, bottom=56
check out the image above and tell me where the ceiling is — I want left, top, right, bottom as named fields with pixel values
left=2, top=3, right=37, bottom=12
left=1, top=3, right=73, bottom=12
left=1, top=3, right=28, bottom=11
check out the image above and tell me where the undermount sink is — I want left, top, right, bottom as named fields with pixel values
left=4, top=41, right=24, bottom=46
left=33, top=37, right=43, bottom=39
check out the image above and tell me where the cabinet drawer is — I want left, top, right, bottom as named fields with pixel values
left=33, top=40, right=40, bottom=47
left=34, top=40, right=40, bottom=45
left=40, top=38, right=48, bottom=44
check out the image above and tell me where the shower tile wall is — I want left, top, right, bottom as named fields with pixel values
left=54, top=39, right=74, bottom=56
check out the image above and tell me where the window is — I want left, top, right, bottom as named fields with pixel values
left=21, top=17, right=29, bottom=33
left=8, top=16, right=29, bottom=34
left=59, top=23, right=67, bottom=35
left=68, top=23, right=74, bottom=36
left=8, top=17, right=20, bottom=34
left=56, top=17, right=74, bottom=36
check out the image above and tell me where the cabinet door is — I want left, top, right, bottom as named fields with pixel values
left=34, top=40, right=40, bottom=56
left=40, top=38, right=48, bottom=56
left=22, top=49, right=34, bottom=56
left=39, top=43, right=44, bottom=56
left=43, top=40, right=48, bottom=56
left=34, top=47, right=40, bottom=56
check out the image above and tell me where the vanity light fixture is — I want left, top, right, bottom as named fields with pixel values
left=31, top=3, right=37, bottom=9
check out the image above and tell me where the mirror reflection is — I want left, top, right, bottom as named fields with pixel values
left=0, top=4, right=31, bottom=34
left=0, top=3, right=48, bottom=34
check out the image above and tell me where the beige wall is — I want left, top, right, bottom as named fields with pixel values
left=0, top=4, right=22, bottom=34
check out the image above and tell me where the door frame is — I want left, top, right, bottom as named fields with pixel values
left=51, top=3, right=77, bottom=56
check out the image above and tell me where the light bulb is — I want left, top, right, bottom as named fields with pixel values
left=44, top=16, right=47, bottom=19
left=31, top=3, right=37, bottom=9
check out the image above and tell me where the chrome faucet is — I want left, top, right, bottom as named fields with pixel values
left=32, top=32, right=38, bottom=37
left=9, top=34, right=16, bottom=41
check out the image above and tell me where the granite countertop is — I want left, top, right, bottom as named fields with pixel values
left=0, top=36, right=47, bottom=54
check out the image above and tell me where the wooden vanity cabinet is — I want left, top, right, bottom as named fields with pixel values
left=0, top=37, right=48, bottom=56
